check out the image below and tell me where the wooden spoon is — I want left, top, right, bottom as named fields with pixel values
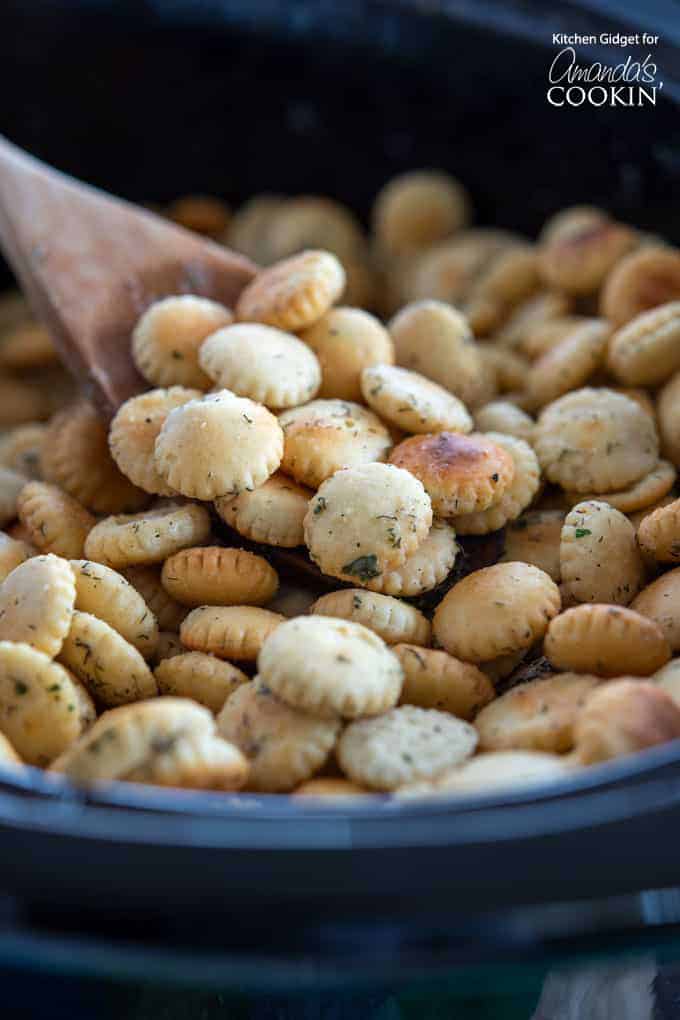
left=0, top=136, right=256, bottom=416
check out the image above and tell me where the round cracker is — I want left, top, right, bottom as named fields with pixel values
left=638, top=498, right=680, bottom=563
left=236, top=250, right=345, bottom=331
left=433, top=562, right=561, bottom=663
left=69, top=559, right=159, bottom=659
left=500, top=510, right=565, bottom=582
left=59, top=611, right=157, bottom=706
left=395, top=643, right=494, bottom=719
left=389, top=300, right=483, bottom=405
left=560, top=500, right=644, bottom=605
left=279, top=398, right=392, bottom=489
left=161, top=546, right=279, bottom=607
left=337, top=705, right=477, bottom=791
left=109, top=387, right=202, bottom=496
left=545, top=604, right=670, bottom=676
left=475, top=673, right=600, bottom=753
left=361, top=363, right=472, bottom=436
left=534, top=388, right=659, bottom=493
left=632, top=568, right=680, bottom=652
left=132, top=295, right=232, bottom=389
left=258, top=615, right=403, bottom=719
left=214, top=471, right=311, bottom=548
left=199, top=323, right=321, bottom=408
left=390, top=432, right=514, bottom=518
left=154, top=390, right=283, bottom=501
left=311, top=589, right=431, bottom=646
left=573, top=679, right=680, bottom=764
left=217, top=678, right=340, bottom=792
left=452, top=432, right=540, bottom=534
left=303, top=462, right=432, bottom=583
left=0, top=554, right=75, bottom=657
left=17, top=481, right=95, bottom=559
left=155, top=651, right=249, bottom=714
left=0, top=641, right=94, bottom=765
left=180, top=605, right=285, bottom=662
left=84, top=503, right=211, bottom=569
left=301, top=307, right=394, bottom=403
left=41, top=400, right=148, bottom=514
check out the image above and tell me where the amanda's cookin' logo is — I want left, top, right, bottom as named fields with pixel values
left=548, top=32, right=663, bottom=107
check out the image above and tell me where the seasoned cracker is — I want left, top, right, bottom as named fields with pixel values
left=500, top=510, right=565, bottom=582
left=526, top=319, right=610, bottom=409
left=217, top=678, right=340, bottom=792
left=41, top=401, right=148, bottom=513
left=389, top=300, right=483, bottom=405
left=573, top=679, right=680, bottom=764
left=215, top=472, right=311, bottom=548
left=395, top=643, right=494, bottom=719
left=638, top=498, right=680, bottom=562
left=473, top=400, right=535, bottom=443
left=301, top=307, right=394, bottom=403
left=389, top=431, right=514, bottom=517
left=601, top=246, right=680, bottom=327
left=180, top=605, right=285, bottom=662
left=337, top=705, right=477, bottom=790
left=258, top=615, right=403, bottom=718
left=227, top=194, right=285, bottom=263
left=562, top=460, right=676, bottom=514
left=560, top=500, right=644, bottom=605
left=608, top=302, right=680, bottom=386
left=123, top=565, right=189, bottom=632
left=199, top=323, right=321, bottom=408
left=475, top=673, right=600, bottom=753
left=84, top=503, right=211, bottom=569
left=433, top=562, right=561, bottom=663
left=545, top=604, right=670, bottom=676
left=452, top=433, right=540, bottom=534
left=279, top=398, right=392, bottom=489
left=18, top=481, right=95, bottom=558
left=70, top=559, right=158, bottom=659
left=303, top=463, right=432, bottom=583
left=533, top=388, right=659, bottom=493
left=539, top=217, right=636, bottom=295
left=632, top=568, right=680, bottom=652
left=311, top=589, right=431, bottom=646
left=132, top=294, right=232, bottom=389
left=359, top=519, right=458, bottom=596
left=0, top=554, right=75, bottom=657
left=361, top=363, right=472, bottom=435
left=266, top=196, right=365, bottom=263
left=60, top=610, right=157, bottom=705
left=155, top=651, right=249, bottom=713
left=0, top=467, right=29, bottom=527
left=372, top=170, right=469, bottom=256
left=161, top=546, right=279, bottom=607
left=236, top=250, right=345, bottom=331
left=463, top=244, right=540, bottom=336
left=399, top=750, right=574, bottom=797
left=125, top=729, right=249, bottom=791
left=0, top=424, right=46, bottom=479
left=154, top=390, right=283, bottom=500
left=108, top=387, right=202, bottom=496
left=0, top=641, right=94, bottom=765
left=51, top=697, right=215, bottom=781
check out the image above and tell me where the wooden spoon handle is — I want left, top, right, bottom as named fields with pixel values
left=0, top=136, right=256, bottom=414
